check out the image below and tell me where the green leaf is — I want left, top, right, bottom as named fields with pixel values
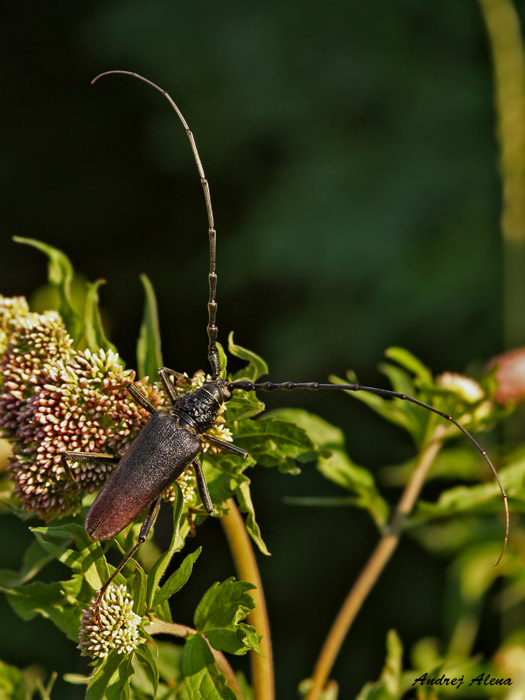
left=0, top=659, right=46, bottom=700
left=0, top=539, right=52, bottom=587
left=86, top=654, right=134, bottom=700
left=132, top=567, right=147, bottom=618
left=14, top=237, right=83, bottom=341
left=378, top=362, right=417, bottom=399
left=137, top=274, right=163, bottom=380
left=83, top=279, right=117, bottom=353
left=272, top=409, right=389, bottom=528
left=355, top=629, right=403, bottom=700
left=134, top=644, right=159, bottom=698
left=331, top=372, right=419, bottom=438
left=194, top=578, right=260, bottom=655
left=225, top=387, right=266, bottom=423
left=3, top=580, right=81, bottom=642
left=384, top=347, right=433, bottom=384
left=228, top=332, right=268, bottom=382
left=146, top=483, right=187, bottom=609
left=182, top=634, right=238, bottom=700
left=153, top=548, right=202, bottom=608
left=234, top=478, right=270, bottom=555
left=413, top=457, right=524, bottom=522
left=217, top=341, right=228, bottom=378
left=233, top=416, right=315, bottom=473
left=30, top=522, right=109, bottom=590
left=156, top=641, right=184, bottom=685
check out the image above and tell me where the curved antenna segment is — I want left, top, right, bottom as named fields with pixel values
left=91, top=70, right=221, bottom=378
left=230, top=379, right=509, bottom=566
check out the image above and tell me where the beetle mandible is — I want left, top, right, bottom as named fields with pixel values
left=61, top=70, right=509, bottom=601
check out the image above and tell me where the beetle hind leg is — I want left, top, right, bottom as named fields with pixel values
left=95, top=495, right=162, bottom=607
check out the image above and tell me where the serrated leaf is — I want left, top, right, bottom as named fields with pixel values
left=228, top=333, right=268, bottom=382
left=86, top=654, right=133, bottom=700
left=153, top=548, right=202, bottom=608
left=225, top=389, right=266, bottom=423
left=234, top=478, right=270, bottom=555
left=182, top=635, right=238, bottom=700
left=134, top=644, right=159, bottom=698
left=14, top=237, right=83, bottom=340
left=137, top=274, right=163, bottom=380
left=83, top=279, right=117, bottom=353
left=233, top=417, right=315, bottom=473
left=194, top=578, right=259, bottom=655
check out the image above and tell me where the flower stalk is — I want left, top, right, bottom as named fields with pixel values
left=221, top=498, right=274, bottom=700
left=306, top=427, right=446, bottom=700
left=145, top=619, right=242, bottom=698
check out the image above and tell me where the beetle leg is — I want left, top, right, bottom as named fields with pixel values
left=125, top=383, right=158, bottom=414
left=204, top=434, right=249, bottom=459
left=158, top=366, right=187, bottom=404
left=60, top=451, right=119, bottom=490
left=192, top=458, right=213, bottom=513
left=96, top=495, right=162, bottom=604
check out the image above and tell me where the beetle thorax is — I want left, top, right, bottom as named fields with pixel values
left=170, top=378, right=232, bottom=434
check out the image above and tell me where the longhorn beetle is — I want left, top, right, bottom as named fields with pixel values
left=61, top=70, right=509, bottom=603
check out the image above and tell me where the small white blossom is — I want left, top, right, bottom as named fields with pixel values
left=436, top=372, right=485, bottom=403
left=78, top=584, right=144, bottom=658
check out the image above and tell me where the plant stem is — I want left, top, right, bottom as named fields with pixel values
left=145, top=619, right=242, bottom=698
left=479, top=0, right=525, bottom=350
left=306, top=427, right=445, bottom=700
left=221, top=498, right=275, bottom=700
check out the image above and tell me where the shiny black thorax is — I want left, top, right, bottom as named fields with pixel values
left=170, top=381, right=227, bottom=433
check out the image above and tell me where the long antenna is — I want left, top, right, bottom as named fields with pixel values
left=91, top=70, right=221, bottom=379
left=230, top=379, right=509, bottom=565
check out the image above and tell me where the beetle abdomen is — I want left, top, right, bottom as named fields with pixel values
left=86, top=412, right=201, bottom=541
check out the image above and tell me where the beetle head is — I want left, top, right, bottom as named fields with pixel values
left=202, top=378, right=233, bottom=406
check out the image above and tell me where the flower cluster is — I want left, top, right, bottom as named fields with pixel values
left=487, top=348, right=525, bottom=405
left=0, top=296, right=233, bottom=519
left=0, top=295, right=29, bottom=354
left=78, top=584, right=144, bottom=658
left=0, top=300, right=163, bottom=518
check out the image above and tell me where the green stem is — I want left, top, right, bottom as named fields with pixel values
left=306, top=427, right=446, bottom=700
left=221, top=498, right=274, bottom=700
left=145, top=619, right=243, bottom=698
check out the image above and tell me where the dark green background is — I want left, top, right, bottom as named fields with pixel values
left=1, top=2, right=518, bottom=697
